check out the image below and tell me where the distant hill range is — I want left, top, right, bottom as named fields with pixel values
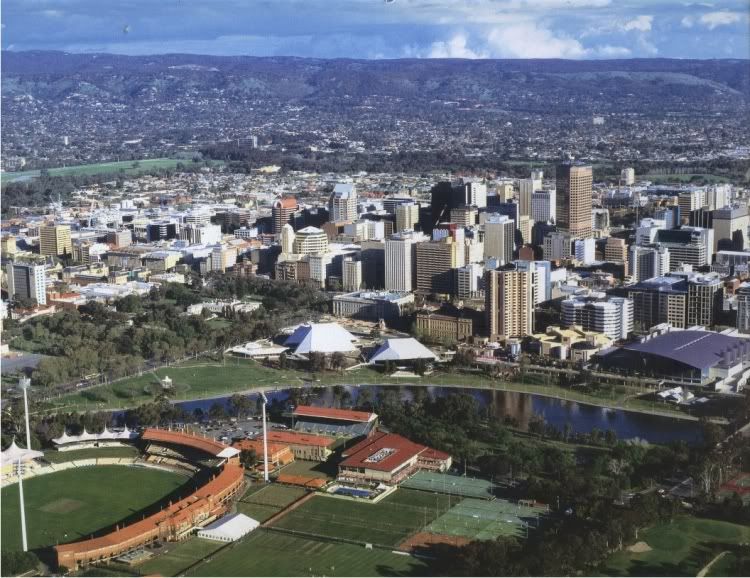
left=2, top=51, right=748, bottom=112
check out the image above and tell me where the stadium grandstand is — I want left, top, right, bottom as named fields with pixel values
left=289, top=405, right=378, bottom=438
left=338, top=431, right=451, bottom=486
left=54, top=428, right=244, bottom=571
left=51, top=426, right=139, bottom=451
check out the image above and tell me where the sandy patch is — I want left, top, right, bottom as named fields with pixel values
left=627, top=541, right=652, bottom=553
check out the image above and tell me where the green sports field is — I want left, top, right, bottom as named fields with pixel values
left=1, top=158, right=218, bottom=182
left=236, top=483, right=308, bottom=523
left=138, top=538, right=223, bottom=576
left=1, top=466, right=187, bottom=552
left=185, top=529, right=428, bottom=577
left=401, top=471, right=498, bottom=499
left=604, top=516, right=750, bottom=576
left=270, top=488, right=457, bottom=547
left=425, top=498, right=544, bottom=540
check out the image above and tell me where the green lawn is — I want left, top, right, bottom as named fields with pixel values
left=1, top=466, right=187, bottom=552
left=271, top=488, right=457, bottom=547
left=41, top=357, right=685, bottom=421
left=138, top=538, right=222, bottom=577
left=1, top=158, right=220, bottom=182
left=278, top=459, right=337, bottom=481
left=185, top=529, right=428, bottom=577
left=604, top=516, right=750, bottom=576
left=235, top=483, right=308, bottom=523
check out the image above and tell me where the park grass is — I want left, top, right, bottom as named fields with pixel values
left=41, top=446, right=139, bottom=463
left=185, top=529, right=428, bottom=577
left=236, top=483, right=308, bottom=522
left=138, top=538, right=222, bottom=577
left=1, top=158, right=222, bottom=182
left=1, top=466, right=187, bottom=552
left=41, top=357, right=687, bottom=421
left=270, top=488, right=457, bottom=547
left=603, top=516, right=750, bottom=576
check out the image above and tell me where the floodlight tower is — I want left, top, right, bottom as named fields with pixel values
left=19, top=376, right=32, bottom=552
left=261, top=392, right=269, bottom=483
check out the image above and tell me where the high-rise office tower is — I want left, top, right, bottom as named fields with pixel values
left=629, top=245, right=670, bottom=282
left=385, top=231, right=426, bottom=292
left=416, top=238, right=465, bottom=295
left=555, top=162, right=593, bottom=238
left=483, top=214, right=515, bottom=265
left=395, top=202, right=420, bottom=233
left=687, top=273, right=723, bottom=327
left=712, top=205, right=748, bottom=252
left=292, top=226, right=329, bottom=255
left=531, top=190, right=556, bottom=223
left=329, top=183, right=358, bottom=222
left=485, top=266, right=535, bottom=340
left=342, top=258, right=363, bottom=292
left=519, top=172, right=542, bottom=218
left=39, top=224, right=72, bottom=257
left=280, top=223, right=295, bottom=254
left=736, top=283, right=750, bottom=334
left=272, top=196, right=299, bottom=234
left=6, top=262, right=47, bottom=305
left=620, top=167, right=635, bottom=186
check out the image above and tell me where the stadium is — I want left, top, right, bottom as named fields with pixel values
left=1, top=428, right=245, bottom=571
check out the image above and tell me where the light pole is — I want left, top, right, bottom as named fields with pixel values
left=17, top=458, right=28, bottom=551
left=261, top=392, right=269, bottom=483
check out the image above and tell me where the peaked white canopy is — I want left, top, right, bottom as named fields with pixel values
left=284, top=323, right=357, bottom=355
left=0, top=440, right=43, bottom=466
left=369, top=338, right=438, bottom=363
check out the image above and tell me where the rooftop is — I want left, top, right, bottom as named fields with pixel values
left=618, top=330, right=750, bottom=371
left=340, top=431, right=436, bottom=473
left=293, top=405, right=377, bottom=423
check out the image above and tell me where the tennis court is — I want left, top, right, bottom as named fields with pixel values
left=425, top=498, right=545, bottom=540
left=401, top=471, right=498, bottom=499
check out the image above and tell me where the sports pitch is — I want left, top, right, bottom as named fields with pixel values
left=237, top=483, right=308, bottom=522
left=401, top=471, right=499, bottom=499
left=270, top=488, right=458, bottom=547
left=185, top=529, right=429, bottom=577
left=425, top=498, right=545, bottom=540
left=1, top=465, right=187, bottom=552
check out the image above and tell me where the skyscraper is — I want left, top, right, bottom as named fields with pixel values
left=6, top=262, right=47, bottom=305
left=518, top=172, right=542, bottom=218
left=555, top=162, right=593, bottom=238
left=485, top=266, right=535, bottom=340
left=483, top=214, right=515, bottom=265
left=531, top=190, right=556, bottom=223
left=39, top=224, right=72, bottom=257
left=329, top=183, right=358, bottom=222
left=416, top=238, right=465, bottom=295
left=395, top=202, right=420, bottom=233
left=272, top=196, right=299, bottom=234
left=385, top=231, right=426, bottom=291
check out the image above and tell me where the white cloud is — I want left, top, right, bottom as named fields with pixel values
left=485, top=22, right=587, bottom=58
left=428, top=33, right=488, bottom=58
left=699, top=11, right=742, bottom=29
left=622, top=15, right=653, bottom=32
left=681, top=15, right=695, bottom=28
left=594, top=44, right=631, bottom=57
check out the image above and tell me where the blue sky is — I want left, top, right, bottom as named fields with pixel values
left=2, top=0, right=748, bottom=59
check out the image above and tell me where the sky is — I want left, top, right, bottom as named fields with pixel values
left=2, top=0, right=749, bottom=60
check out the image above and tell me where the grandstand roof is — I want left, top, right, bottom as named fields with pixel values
left=142, top=428, right=240, bottom=458
left=0, top=440, right=44, bottom=465
left=283, top=323, right=357, bottom=355
left=293, top=405, right=376, bottom=423
left=614, top=330, right=750, bottom=371
left=51, top=426, right=138, bottom=446
left=340, top=431, right=427, bottom=473
left=368, top=338, right=438, bottom=363
left=265, top=430, right=334, bottom=447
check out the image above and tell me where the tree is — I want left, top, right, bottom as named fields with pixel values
left=239, top=448, right=257, bottom=469
left=309, top=352, right=327, bottom=372
left=278, top=351, right=288, bottom=369
left=413, top=358, right=428, bottom=376
left=330, top=351, right=346, bottom=372
left=230, top=394, right=252, bottom=419
left=208, top=402, right=227, bottom=422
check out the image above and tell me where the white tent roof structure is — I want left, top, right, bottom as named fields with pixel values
left=51, top=426, right=138, bottom=446
left=284, top=323, right=357, bottom=355
left=0, top=440, right=43, bottom=466
left=197, top=513, right=259, bottom=542
left=369, top=338, right=438, bottom=363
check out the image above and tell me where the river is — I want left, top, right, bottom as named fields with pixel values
left=172, top=384, right=702, bottom=445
